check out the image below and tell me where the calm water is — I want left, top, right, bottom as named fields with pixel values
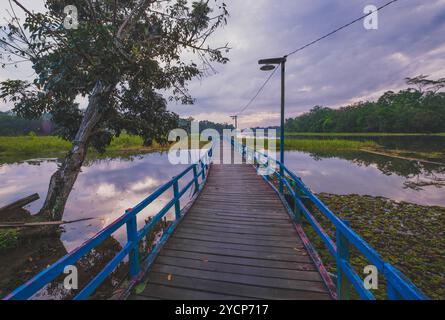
left=284, top=150, right=445, bottom=206
left=1, top=138, right=444, bottom=250
left=1, top=138, right=444, bottom=298
left=0, top=152, right=197, bottom=251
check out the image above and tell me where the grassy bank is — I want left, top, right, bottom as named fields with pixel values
left=286, top=132, right=445, bottom=137
left=0, top=229, right=19, bottom=251
left=243, top=138, right=377, bottom=152
left=242, top=136, right=445, bottom=163
left=304, top=193, right=445, bottom=300
left=0, top=134, right=213, bottom=163
left=0, top=134, right=172, bottom=163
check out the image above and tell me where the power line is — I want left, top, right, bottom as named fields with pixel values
left=236, top=66, right=278, bottom=116
left=286, top=0, right=399, bottom=57
left=234, top=0, right=399, bottom=118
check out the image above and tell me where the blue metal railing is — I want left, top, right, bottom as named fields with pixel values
left=228, top=136, right=427, bottom=300
left=4, top=145, right=214, bottom=300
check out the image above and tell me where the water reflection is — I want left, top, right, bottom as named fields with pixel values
left=284, top=150, right=445, bottom=206
left=0, top=152, right=194, bottom=252
left=1, top=146, right=445, bottom=298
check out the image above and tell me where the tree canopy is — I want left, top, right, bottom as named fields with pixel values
left=0, top=0, right=230, bottom=220
left=285, top=76, right=445, bottom=133
left=0, top=0, right=229, bottom=148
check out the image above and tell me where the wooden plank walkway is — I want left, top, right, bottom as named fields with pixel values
left=130, top=141, right=332, bottom=300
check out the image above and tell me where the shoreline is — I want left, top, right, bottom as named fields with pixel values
left=1, top=193, right=443, bottom=299
left=308, top=193, right=445, bottom=300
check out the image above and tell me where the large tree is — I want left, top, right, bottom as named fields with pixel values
left=0, top=0, right=229, bottom=220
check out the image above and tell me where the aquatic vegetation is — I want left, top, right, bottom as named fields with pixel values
left=286, top=132, right=445, bottom=137
left=0, top=229, right=19, bottom=251
left=303, top=193, right=445, bottom=300
left=243, top=137, right=377, bottom=152
left=283, top=139, right=377, bottom=152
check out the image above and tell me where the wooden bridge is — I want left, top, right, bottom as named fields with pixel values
left=130, top=161, right=331, bottom=300
left=4, top=138, right=426, bottom=300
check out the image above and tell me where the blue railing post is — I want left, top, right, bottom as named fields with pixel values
left=387, top=282, right=402, bottom=300
left=291, top=180, right=302, bottom=223
left=125, top=209, right=140, bottom=278
left=336, top=220, right=351, bottom=300
left=200, top=161, right=205, bottom=180
left=192, top=164, right=199, bottom=194
left=173, top=179, right=181, bottom=220
left=279, top=163, right=284, bottom=194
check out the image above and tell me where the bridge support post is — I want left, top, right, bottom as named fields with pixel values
left=192, top=164, right=200, bottom=194
left=387, top=282, right=402, bottom=300
left=336, top=220, right=351, bottom=300
left=200, top=161, right=205, bottom=180
left=126, top=210, right=140, bottom=278
left=291, top=180, right=302, bottom=223
left=279, top=164, right=284, bottom=195
left=173, top=179, right=181, bottom=220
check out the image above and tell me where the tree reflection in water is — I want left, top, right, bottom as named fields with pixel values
left=306, top=149, right=445, bottom=190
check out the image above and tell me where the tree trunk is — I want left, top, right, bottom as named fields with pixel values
left=39, top=81, right=114, bottom=221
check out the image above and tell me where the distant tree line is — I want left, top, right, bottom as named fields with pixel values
left=0, top=111, right=53, bottom=135
left=179, top=117, right=235, bottom=134
left=0, top=112, right=234, bottom=137
left=285, top=76, right=445, bottom=133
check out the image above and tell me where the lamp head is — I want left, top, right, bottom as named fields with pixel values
left=260, top=65, right=276, bottom=71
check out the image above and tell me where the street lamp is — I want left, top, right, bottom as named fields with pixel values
left=258, top=56, right=286, bottom=193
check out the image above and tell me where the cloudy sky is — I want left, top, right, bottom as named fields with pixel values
left=1, top=0, right=445, bottom=128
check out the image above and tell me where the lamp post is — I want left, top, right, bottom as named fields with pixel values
left=258, top=56, right=286, bottom=193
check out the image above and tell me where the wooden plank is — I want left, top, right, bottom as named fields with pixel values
left=134, top=283, right=250, bottom=300
left=160, top=249, right=316, bottom=271
left=144, top=272, right=331, bottom=300
left=0, top=217, right=93, bottom=228
left=155, top=255, right=323, bottom=281
left=0, top=193, right=39, bottom=213
left=189, top=210, right=290, bottom=221
left=182, top=219, right=293, bottom=231
left=178, top=221, right=296, bottom=236
left=187, top=214, right=292, bottom=228
left=129, top=141, right=331, bottom=300
left=170, top=236, right=306, bottom=255
left=174, top=227, right=303, bottom=243
left=190, top=207, right=286, bottom=217
left=173, top=230, right=301, bottom=248
left=164, top=242, right=312, bottom=263
left=150, top=265, right=327, bottom=292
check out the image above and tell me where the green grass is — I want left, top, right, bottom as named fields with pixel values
left=0, top=135, right=71, bottom=158
left=243, top=138, right=377, bottom=152
left=283, top=138, right=376, bottom=151
left=0, top=229, right=19, bottom=251
left=0, top=134, right=167, bottom=163
left=286, top=132, right=445, bottom=137
left=0, top=134, right=212, bottom=163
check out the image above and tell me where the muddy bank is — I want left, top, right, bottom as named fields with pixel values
left=0, top=223, right=129, bottom=299
left=0, top=208, right=169, bottom=299
left=306, top=193, right=445, bottom=299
